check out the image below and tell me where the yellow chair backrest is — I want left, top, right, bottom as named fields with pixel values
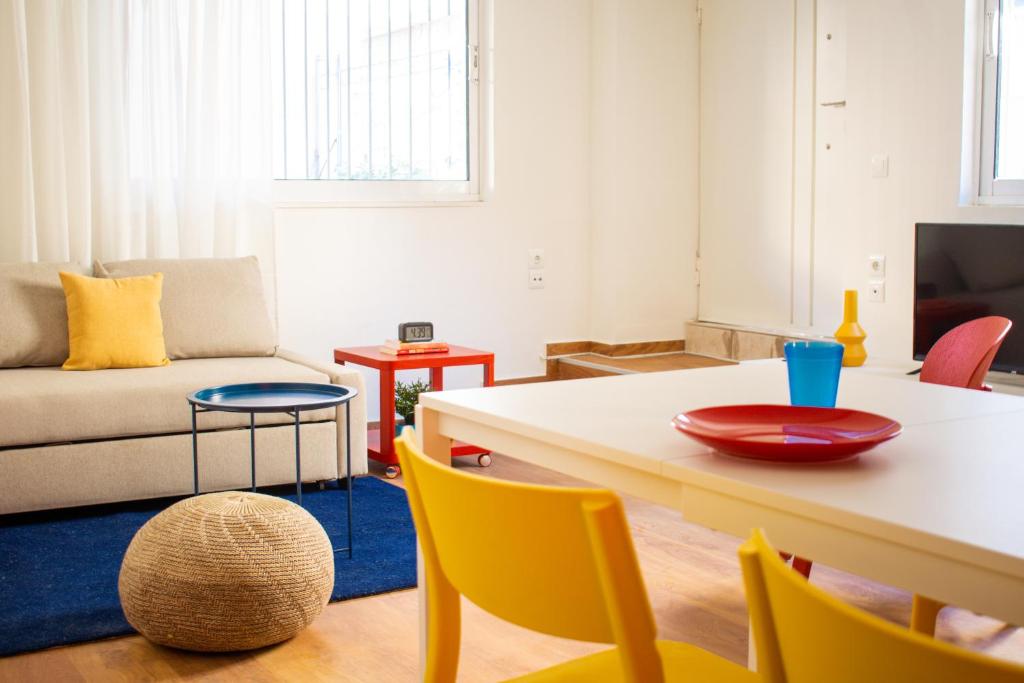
left=395, top=428, right=664, bottom=682
left=739, top=529, right=1024, bottom=683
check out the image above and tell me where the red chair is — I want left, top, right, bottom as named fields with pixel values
left=919, top=316, right=1012, bottom=391
left=790, top=317, right=1013, bottom=630
left=911, top=316, right=1012, bottom=636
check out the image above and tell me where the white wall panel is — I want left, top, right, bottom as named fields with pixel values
left=590, top=0, right=699, bottom=343
left=698, top=0, right=804, bottom=328
left=698, top=0, right=1024, bottom=360
left=811, top=0, right=849, bottom=333
left=792, top=0, right=817, bottom=327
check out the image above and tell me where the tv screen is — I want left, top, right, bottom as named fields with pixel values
left=914, top=223, right=1024, bottom=374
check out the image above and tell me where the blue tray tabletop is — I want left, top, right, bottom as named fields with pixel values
left=188, top=382, right=357, bottom=413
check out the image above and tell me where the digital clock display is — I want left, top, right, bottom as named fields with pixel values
left=398, top=322, right=434, bottom=343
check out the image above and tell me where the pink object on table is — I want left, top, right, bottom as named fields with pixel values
left=919, top=316, right=1012, bottom=390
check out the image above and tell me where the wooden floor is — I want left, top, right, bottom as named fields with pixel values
left=2, top=456, right=1022, bottom=682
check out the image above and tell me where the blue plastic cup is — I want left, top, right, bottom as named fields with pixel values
left=784, top=341, right=844, bottom=408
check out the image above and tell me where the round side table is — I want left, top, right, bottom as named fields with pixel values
left=187, top=382, right=358, bottom=556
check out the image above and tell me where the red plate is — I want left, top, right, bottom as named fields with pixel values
left=671, top=404, right=902, bottom=463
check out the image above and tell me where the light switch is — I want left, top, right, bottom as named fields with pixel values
left=871, top=154, right=889, bottom=178
left=868, top=254, right=886, bottom=276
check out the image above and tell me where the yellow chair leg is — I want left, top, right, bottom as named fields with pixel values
left=910, top=595, right=944, bottom=636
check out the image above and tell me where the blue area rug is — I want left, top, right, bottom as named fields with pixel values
left=0, top=477, right=417, bottom=657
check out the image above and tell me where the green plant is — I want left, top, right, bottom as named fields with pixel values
left=395, top=378, right=431, bottom=425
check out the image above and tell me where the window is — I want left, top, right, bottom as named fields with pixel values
left=979, top=0, right=1024, bottom=201
left=271, top=0, right=479, bottom=202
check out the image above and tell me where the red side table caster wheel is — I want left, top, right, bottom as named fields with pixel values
left=477, top=454, right=492, bottom=467
left=384, top=465, right=401, bottom=479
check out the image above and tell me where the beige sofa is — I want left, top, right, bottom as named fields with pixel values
left=0, top=258, right=367, bottom=515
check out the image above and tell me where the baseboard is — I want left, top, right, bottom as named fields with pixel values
left=544, top=339, right=688, bottom=379
left=493, top=375, right=548, bottom=386
left=685, top=321, right=807, bottom=361
left=546, top=339, right=686, bottom=358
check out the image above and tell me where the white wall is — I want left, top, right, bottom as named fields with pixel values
left=698, top=0, right=803, bottom=329
left=275, top=0, right=701, bottom=419
left=698, top=0, right=1024, bottom=362
left=589, top=0, right=699, bottom=343
left=276, top=0, right=594, bottom=420
left=821, top=0, right=1024, bottom=360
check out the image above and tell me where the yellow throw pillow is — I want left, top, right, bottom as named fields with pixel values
left=60, top=271, right=170, bottom=370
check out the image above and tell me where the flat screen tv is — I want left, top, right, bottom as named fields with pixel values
left=914, top=223, right=1024, bottom=374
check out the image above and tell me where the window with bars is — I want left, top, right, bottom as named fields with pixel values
left=979, top=0, right=1024, bottom=201
left=272, top=0, right=476, bottom=191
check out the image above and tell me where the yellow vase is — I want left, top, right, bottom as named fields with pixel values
left=834, top=289, right=867, bottom=367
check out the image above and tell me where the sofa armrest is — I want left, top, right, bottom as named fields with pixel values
left=276, top=348, right=368, bottom=478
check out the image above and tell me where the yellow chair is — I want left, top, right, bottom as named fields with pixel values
left=394, top=428, right=756, bottom=683
left=739, top=529, right=1024, bottom=683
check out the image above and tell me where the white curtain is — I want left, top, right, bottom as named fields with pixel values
left=0, top=0, right=273, bottom=265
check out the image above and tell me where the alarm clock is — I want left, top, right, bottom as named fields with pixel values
left=398, top=322, right=434, bottom=343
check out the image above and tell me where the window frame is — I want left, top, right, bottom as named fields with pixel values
left=977, top=0, right=1024, bottom=204
left=272, top=0, right=482, bottom=208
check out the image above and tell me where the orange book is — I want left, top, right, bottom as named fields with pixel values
left=379, top=346, right=450, bottom=356
left=383, top=339, right=449, bottom=351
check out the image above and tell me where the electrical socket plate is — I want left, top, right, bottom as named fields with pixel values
left=528, top=249, right=545, bottom=268
left=867, top=280, right=885, bottom=302
left=868, top=254, right=886, bottom=276
left=528, top=269, right=545, bottom=289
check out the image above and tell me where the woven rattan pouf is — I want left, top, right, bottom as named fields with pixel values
left=118, top=491, right=334, bottom=652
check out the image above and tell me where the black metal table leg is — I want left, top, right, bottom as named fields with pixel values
left=187, top=383, right=358, bottom=557
left=294, top=410, right=302, bottom=506
left=191, top=404, right=199, bottom=495
left=250, top=412, right=256, bottom=491
left=346, top=401, right=353, bottom=558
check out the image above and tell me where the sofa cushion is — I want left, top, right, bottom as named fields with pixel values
left=60, top=271, right=170, bottom=370
left=0, top=262, right=90, bottom=368
left=0, top=357, right=336, bottom=448
left=95, top=256, right=277, bottom=360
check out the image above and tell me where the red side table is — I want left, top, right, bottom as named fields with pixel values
left=333, top=345, right=495, bottom=478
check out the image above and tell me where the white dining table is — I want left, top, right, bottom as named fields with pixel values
left=413, top=360, right=1024, bottom=670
